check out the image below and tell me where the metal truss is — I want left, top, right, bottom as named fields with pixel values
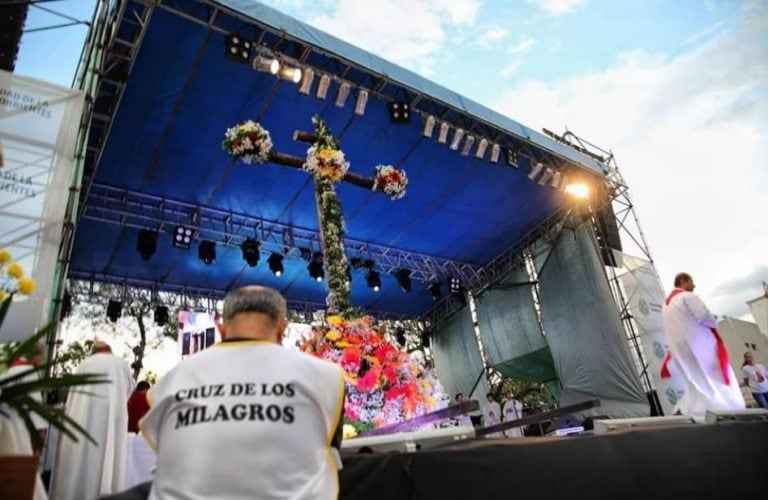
left=82, top=183, right=484, bottom=284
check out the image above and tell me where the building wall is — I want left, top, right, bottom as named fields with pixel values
left=718, top=316, right=768, bottom=407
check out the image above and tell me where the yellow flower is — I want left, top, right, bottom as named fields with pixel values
left=335, top=341, right=349, bottom=348
left=342, top=424, right=358, bottom=439
left=317, top=148, right=335, bottom=160
left=327, top=316, right=343, bottom=326
left=17, top=277, right=36, bottom=296
left=6, top=262, right=23, bottom=278
left=0, top=249, right=11, bottom=264
left=0, top=290, right=7, bottom=302
left=325, top=330, right=341, bottom=341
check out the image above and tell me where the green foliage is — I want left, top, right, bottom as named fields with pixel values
left=493, top=378, right=557, bottom=411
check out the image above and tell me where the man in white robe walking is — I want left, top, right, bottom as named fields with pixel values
left=481, top=393, right=502, bottom=437
left=52, top=341, right=134, bottom=500
left=661, top=272, right=745, bottom=422
left=502, top=391, right=524, bottom=438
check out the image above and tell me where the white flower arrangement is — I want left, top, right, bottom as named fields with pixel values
left=303, top=145, right=350, bottom=182
left=221, top=120, right=273, bottom=164
left=372, top=165, right=408, bottom=200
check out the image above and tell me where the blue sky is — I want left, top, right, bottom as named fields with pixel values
left=14, top=0, right=768, bottom=318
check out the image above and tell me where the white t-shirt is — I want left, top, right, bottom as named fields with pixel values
left=742, top=363, right=768, bottom=393
left=141, top=339, right=345, bottom=500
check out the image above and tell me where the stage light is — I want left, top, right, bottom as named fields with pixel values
left=107, top=299, right=122, bottom=323
left=362, top=259, right=376, bottom=270
left=396, top=268, right=412, bottom=293
left=388, top=102, right=411, bottom=124
left=428, top=282, right=441, bottom=300
left=136, top=229, right=157, bottom=261
left=506, top=147, right=519, bottom=168
left=252, top=55, right=280, bottom=74
left=423, top=115, right=436, bottom=138
left=335, top=82, right=351, bottom=108
left=475, top=138, right=488, bottom=159
left=298, top=68, right=315, bottom=95
left=349, top=257, right=364, bottom=269
left=490, top=144, right=501, bottom=163
left=308, top=260, right=324, bottom=282
left=154, top=305, right=169, bottom=327
left=538, top=167, right=554, bottom=186
left=528, top=162, right=544, bottom=181
left=564, top=182, right=589, bottom=199
left=551, top=171, right=562, bottom=189
left=225, top=35, right=252, bottom=63
left=241, top=238, right=260, bottom=267
left=173, top=226, right=193, bottom=249
left=437, top=122, right=450, bottom=144
left=198, top=240, right=216, bottom=265
left=366, top=270, right=381, bottom=292
left=267, top=253, right=284, bottom=277
left=450, top=128, right=464, bottom=150
left=317, top=74, right=331, bottom=99
left=354, top=89, right=369, bottom=116
left=278, top=65, right=302, bottom=83
left=461, top=135, right=475, bottom=156
left=449, top=277, right=463, bottom=294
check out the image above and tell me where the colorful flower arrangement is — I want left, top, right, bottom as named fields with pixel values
left=304, top=146, right=350, bottom=182
left=0, top=249, right=37, bottom=302
left=301, top=316, right=440, bottom=434
left=221, top=120, right=273, bottom=164
left=372, top=165, right=408, bottom=200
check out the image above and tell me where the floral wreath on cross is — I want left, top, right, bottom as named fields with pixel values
left=221, top=120, right=273, bottom=164
left=302, top=117, right=350, bottom=182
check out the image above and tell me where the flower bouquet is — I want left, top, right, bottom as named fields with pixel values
left=221, top=120, right=273, bottom=164
left=303, top=145, right=350, bottom=182
left=372, top=165, right=408, bottom=200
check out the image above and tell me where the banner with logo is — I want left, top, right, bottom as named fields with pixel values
left=0, top=70, right=84, bottom=341
left=617, top=255, right=686, bottom=415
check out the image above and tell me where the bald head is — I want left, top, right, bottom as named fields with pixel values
left=220, top=286, right=288, bottom=342
left=674, top=272, right=695, bottom=292
left=92, top=341, right=112, bottom=354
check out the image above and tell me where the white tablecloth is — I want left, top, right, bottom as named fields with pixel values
left=126, top=434, right=156, bottom=488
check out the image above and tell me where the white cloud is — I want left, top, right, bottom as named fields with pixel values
left=506, top=37, right=537, bottom=55
left=477, top=25, right=509, bottom=46
left=500, top=61, right=520, bottom=78
left=494, top=4, right=768, bottom=318
left=526, top=0, right=587, bottom=16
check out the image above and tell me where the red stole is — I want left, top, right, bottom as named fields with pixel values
left=660, top=288, right=731, bottom=385
left=10, top=358, right=31, bottom=368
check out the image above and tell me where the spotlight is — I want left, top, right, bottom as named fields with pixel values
left=449, top=277, right=462, bottom=294
left=388, top=101, right=411, bottom=124
left=154, top=305, right=169, bottom=327
left=136, top=229, right=157, bottom=261
left=267, top=253, right=284, bottom=277
left=450, top=128, right=464, bottom=150
left=506, top=147, right=519, bottom=167
left=252, top=55, right=280, bottom=74
left=423, top=115, right=436, bottom=138
left=198, top=240, right=216, bottom=265
left=538, top=167, right=554, bottom=186
left=461, top=135, right=475, bottom=156
left=278, top=65, right=302, bottom=83
left=528, top=162, right=544, bottom=181
left=428, top=282, right=441, bottom=300
left=225, top=35, right=252, bottom=63
left=106, top=299, right=122, bottom=323
left=366, top=270, right=381, bottom=292
left=241, top=238, right=260, bottom=267
left=298, top=68, right=315, bottom=95
left=475, top=138, right=488, bottom=159
left=354, top=89, right=369, bottom=115
left=308, top=260, right=324, bottom=282
left=437, top=122, right=450, bottom=144
left=489, top=144, right=501, bottom=163
left=335, top=82, right=351, bottom=108
left=395, top=268, right=412, bottom=293
left=173, top=226, right=193, bottom=249
left=317, top=74, right=331, bottom=99
left=551, top=171, right=562, bottom=189
left=564, top=183, right=589, bottom=199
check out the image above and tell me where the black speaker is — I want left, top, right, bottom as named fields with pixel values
left=594, top=201, right=622, bottom=267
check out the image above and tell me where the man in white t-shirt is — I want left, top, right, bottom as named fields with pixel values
left=741, top=351, right=768, bottom=409
left=140, top=286, right=346, bottom=500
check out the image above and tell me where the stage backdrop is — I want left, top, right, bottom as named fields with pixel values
left=432, top=306, right=488, bottom=400
left=178, top=311, right=221, bottom=357
left=0, top=70, right=84, bottom=341
left=537, top=223, right=649, bottom=417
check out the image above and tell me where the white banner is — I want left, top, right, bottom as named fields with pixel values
left=0, top=70, right=84, bottom=341
left=618, top=255, right=686, bottom=415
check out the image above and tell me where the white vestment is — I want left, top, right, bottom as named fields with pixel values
left=51, top=353, right=134, bottom=500
left=0, top=363, right=49, bottom=500
left=140, top=339, right=346, bottom=500
left=661, top=289, right=745, bottom=422
left=502, top=398, right=524, bottom=438
left=482, top=400, right=501, bottom=437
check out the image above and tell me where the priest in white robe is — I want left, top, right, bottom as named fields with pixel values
left=502, top=392, right=524, bottom=438
left=51, top=341, right=134, bottom=500
left=0, top=342, right=49, bottom=500
left=661, top=273, right=745, bottom=423
left=481, top=393, right=502, bottom=437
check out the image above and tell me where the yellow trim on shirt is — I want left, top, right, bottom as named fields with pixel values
left=214, top=339, right=274, bottom=348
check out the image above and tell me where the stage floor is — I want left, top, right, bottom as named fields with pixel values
left=340, top=421, right=768, bottom=500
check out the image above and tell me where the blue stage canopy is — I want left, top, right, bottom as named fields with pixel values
left=68, top=0, right=607, bottom=317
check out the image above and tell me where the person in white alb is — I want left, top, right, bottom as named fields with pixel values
left=140, top=286, right=346, bottom=500
left=502, top=391, right=524, bottom=438
left=741, top=351, right=768, bottom=409
left=52, top=340, right=135, bottom=500
left=481, top=393, right=502, bottom=437
left=660, top=272, right=745, bottom=422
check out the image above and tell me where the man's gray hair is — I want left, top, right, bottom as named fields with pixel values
left=222, top=286, right=287, bottom=323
